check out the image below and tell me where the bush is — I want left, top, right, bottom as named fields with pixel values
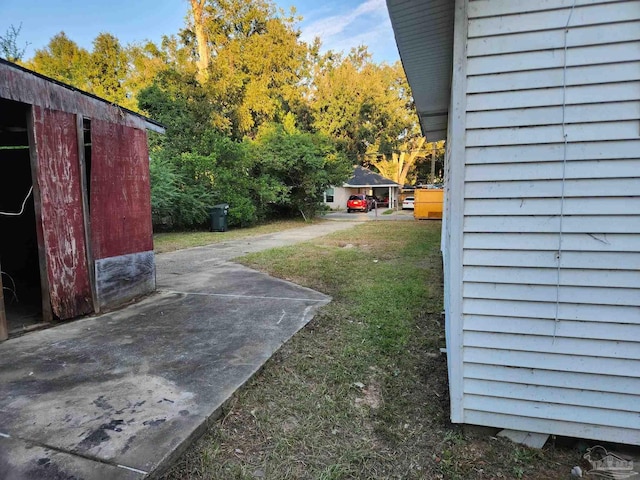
left=253, top=124, right=351, bottom=219
left=149, top=155, right=213, bottom=230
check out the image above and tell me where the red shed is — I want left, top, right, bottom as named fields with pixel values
left=0, top=59, right=164, bottom=340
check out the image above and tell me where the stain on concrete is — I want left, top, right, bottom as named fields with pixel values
left=142, top=418, right=166, bottom=427
left=121, top=435, right=137, bottom=454
left=2, top=374, right=196, bottom=462
left=79, top=419, right=125, bottom=449
left=24, top=461, right=81, bottom=480
left=93, top=395, right=113, bottom=411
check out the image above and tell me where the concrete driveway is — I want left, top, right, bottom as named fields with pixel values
left=322, top=208, right=415, bottom=221
left=0, top=221, right=358, bottom=479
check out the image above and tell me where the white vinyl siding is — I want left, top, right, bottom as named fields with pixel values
left=458, top=0, right=640, bottom=444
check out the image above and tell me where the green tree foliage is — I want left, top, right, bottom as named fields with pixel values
left=182, top=0, right=311, bottom=138
left=254, top=123, right=351, bottom=218
left=124, top=40, right=175, bottom=111
left=22, top=0, right=420, bottom=230
left=138, top=73, right=214, bottom=155
left=28, top=32, right=135, bottom=109
left=140, top=80, right=284, bottom=228
left=310, top=47, right=416, bottom=160
left=139, top=79, right=216, bottom=228
left=27, top=32, right=90, bottom=87
left=87, top=33, right=130, bottom=108
left=196, top=132, right=286, bottom=226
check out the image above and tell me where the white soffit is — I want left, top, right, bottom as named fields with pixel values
left=386, top=0, right=455, bottom=141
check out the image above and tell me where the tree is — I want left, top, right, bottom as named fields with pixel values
left=254, top=123, right=351, bottom=219
left=125, top=40, right=176, bottom=112
left=309, top=48, right=416, bottom=161
left=139, top=79, right=284, bottom=228
left=181, top=0, right=311, bottom=138
left=189, top=0, right=210, bottom=83
left=369, top=139, right=446, bottom=186
left=369, top=137, right=426, bottom=186
left=87, top=33, right=130, bottom=107
left=27, top=32, right=90, bottom=88
left=414, top=140, right=446, bottom=184
left=0, top=23, right=29, bottom=62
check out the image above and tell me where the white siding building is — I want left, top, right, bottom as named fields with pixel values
left=387, top=0, right=640, bottom=445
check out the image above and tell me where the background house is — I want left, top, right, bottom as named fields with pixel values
left=324, top=165, right=400, bottom=209
left=387, top=0, right=640, bottom=445
left=0, top=59, right=163, bottom=340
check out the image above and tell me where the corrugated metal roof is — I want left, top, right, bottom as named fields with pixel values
left=386, top=0, right=455, bottom=141
left=0, top=58, right=165, bottom=133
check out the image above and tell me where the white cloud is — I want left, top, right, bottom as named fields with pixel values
left=327, top=13, right=394, bottom=57
left=300, top=0, right=388, bottom=47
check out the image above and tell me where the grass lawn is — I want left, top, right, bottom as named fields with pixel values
left=161, top=221, right=576, bottom=479
left=153, top=219, right=324, bottom=254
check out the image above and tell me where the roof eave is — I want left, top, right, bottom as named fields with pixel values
left=344, top=184, right=400, bottom=188
left=386, top=0, right=455, bottom=142
left=0, top=58, right=166, bottom=134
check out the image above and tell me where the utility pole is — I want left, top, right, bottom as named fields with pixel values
left=430, top=142, right=436, bottom=183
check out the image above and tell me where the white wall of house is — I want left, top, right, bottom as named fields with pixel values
left=324, top=187, right=351, bottom=210
left=444, top=0, right=640, bottom=445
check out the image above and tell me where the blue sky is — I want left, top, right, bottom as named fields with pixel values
left=0, top=0, right=400, bottom=64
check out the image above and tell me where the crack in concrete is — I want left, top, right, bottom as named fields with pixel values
left=0, top=431, right=149, bottom=475
left=163, top=290, right=328, bottom=303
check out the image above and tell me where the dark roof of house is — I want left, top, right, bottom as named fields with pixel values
left=344, top=165, right=400, bottom=187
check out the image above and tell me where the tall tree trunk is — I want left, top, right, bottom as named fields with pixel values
left=370, top=137, right=427, bottom=185
left=398, top=136, right=425, bottom=186
left=190, top=0, right=210, bottom=83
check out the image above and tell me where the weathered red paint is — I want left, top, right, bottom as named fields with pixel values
left=32, top=107, right=93, bottom=319
left=90, top=120, right=153, bottom=260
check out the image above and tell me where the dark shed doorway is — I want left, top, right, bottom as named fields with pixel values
left=0, top=99, right=43, bottom=337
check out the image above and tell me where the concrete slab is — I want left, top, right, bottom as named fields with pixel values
left=0, top=435, right=144, bottom=480
left=0, top=220, right=363, bottom=478
left=160, top=259, right=330, bottom=297
left=0, top=262, right=330, bottom=478
left=497, top=429, right=549, bottom=449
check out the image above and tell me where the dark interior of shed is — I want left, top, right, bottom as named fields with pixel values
left=83, top=117, right=92, bottom=209
left=0, top=99, right=43, bottom=334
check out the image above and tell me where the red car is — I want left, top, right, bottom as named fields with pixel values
left=347, top=194, right=373, bottom=213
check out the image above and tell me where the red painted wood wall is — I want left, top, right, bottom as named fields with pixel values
left=32, top=107, right=93, bottom=319
left=90, top=120, right=153, bottom=260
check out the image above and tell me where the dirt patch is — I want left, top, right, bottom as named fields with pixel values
left=354, top=380, right=383, bottom=410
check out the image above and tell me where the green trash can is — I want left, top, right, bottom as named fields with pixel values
left=209, top=204, right=229, bottom=232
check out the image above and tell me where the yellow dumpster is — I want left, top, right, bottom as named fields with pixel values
left=414, top=189, right=443, bottom=219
